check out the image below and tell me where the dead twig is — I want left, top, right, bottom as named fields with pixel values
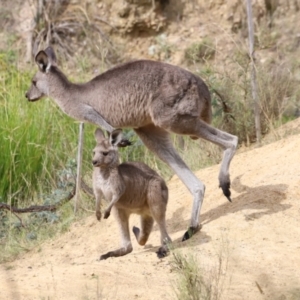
left=12, top=212, right=26, bottom=228
left=0, top=187, right=75, bottom=214
left=0, top=178, right=93, bottom=214
left=211, top=87, right=234, bottom=116
left=255, top=281, right=264, bottom=295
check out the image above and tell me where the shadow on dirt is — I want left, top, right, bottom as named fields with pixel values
left=141, top=228, right=212, bottom=255
left=146, top=174, right=290, bottom=252
left=201, top=174, right=290, bottom=225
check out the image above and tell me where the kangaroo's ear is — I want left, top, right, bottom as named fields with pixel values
left=109, top=129, right=123, bottom=147
left=35, top=50, right=51, bottom=73
left=44, top=46, right=57, bottom=65
left=94, top=128, right=106, bottom=142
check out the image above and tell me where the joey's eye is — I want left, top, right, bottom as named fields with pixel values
left=102, top=152, right=109, bottom=156
left=92, top=151, right=95, bottom=155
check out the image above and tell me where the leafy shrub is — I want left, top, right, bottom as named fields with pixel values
left=185, top=39, right=216, bottom=64
left=0, top=158, right=79, bottom=263
left=197, top=55, right=300, bottom=145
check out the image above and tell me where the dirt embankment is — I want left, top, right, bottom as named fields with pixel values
left=1, top=119, right=300, bottom=299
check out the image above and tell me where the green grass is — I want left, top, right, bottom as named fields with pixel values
left=185, top=39, right=216, bottom=64
left=0, top=51, right=100, bottom=206
left=170, top=246, right=228, bottom=300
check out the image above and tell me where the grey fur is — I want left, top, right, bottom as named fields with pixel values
left=25, top=46, right=238, bottom=240
left=92, top=128, right=171, bottom=259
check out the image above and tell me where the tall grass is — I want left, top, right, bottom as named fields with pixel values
left=171, top=246, right=229, bottom=300
left=0, top=51, right=97, bottom=205
left=0, top=50, right=100, bottom=261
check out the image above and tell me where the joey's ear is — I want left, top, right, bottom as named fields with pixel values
left=44, top=46, right=57, bottom=65
left=109, top=129, right=123, bottom=147
left=35, top=50, right=51, bottom=73
left=94, top=128, right=106, bottom=142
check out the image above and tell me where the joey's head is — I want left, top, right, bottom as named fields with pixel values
left=25, top=46, right=59, bottom=102
left=92, top=128, right=124, bottom=169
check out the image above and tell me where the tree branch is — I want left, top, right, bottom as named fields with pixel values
left=0, top=187, right=75, bottom=213
left=0, top=179, right=94, bottom=214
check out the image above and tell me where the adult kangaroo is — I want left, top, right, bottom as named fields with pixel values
left=25, top=46, right=238, bottom=241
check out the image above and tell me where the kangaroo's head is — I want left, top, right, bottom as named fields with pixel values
left=25, top=46, right=59, bottom=102
left=92, top=128, right=124, bottom=169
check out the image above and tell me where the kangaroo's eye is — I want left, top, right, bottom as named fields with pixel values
left=92, top=151, right=95, bottom=155
left=102, top=152, right=109, bottom=156
left=32, top=80, right=37, bottom=86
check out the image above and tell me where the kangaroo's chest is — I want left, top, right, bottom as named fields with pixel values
left=96, top=175, right=115, bottom=202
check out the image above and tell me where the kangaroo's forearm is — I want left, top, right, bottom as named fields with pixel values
left=82, top=106, right=115, bottom=132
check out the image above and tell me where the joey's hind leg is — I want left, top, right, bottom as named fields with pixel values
left=100, top=208, right=133, bottom=260
left=133, top=215, right=154, bottom=246
left=149, top=198, right=172, bottom=258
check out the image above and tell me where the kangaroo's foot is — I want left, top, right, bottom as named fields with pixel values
left=182, top=224, right=202, bottom=241
left=219, top=179, right=232, bottom=202
left=103, top=209, right=111, bottom=219
left=132, top=226, right=140, bottom=240
left=100, top=252, right=111, bottom=260
left=100, top=245, right=133, bottom=260
left=132, top=226, right=149, bottom=246
left=156, top=245, right=169, bottom=259
left=96, top=210, right=102, bottom=221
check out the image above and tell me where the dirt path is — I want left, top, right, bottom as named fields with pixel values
left=1, top=122, right=300, bottom=300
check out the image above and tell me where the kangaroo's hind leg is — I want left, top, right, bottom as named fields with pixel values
left=148, top=179, right=172, bottom=258
left=133, top=214, right=154, bottom=246
left=100, top=208, right=133, bottom=260
left=134, top=125, right=204, bottom=241
left=168, top=118, right=238, bottom=202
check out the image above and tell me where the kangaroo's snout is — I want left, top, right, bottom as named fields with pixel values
left=92, top=160, right=98, bottom=166
left=25, top=90, right=35, bottom=102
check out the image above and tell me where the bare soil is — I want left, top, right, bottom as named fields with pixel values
left=1, top=0, right=300, bottom=298
left=1, top=119, right=300, bottom=300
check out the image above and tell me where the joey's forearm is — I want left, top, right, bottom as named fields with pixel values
left=95, top=194, right=102, bottom=221
left=104, top=194, right=122, bottom=219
